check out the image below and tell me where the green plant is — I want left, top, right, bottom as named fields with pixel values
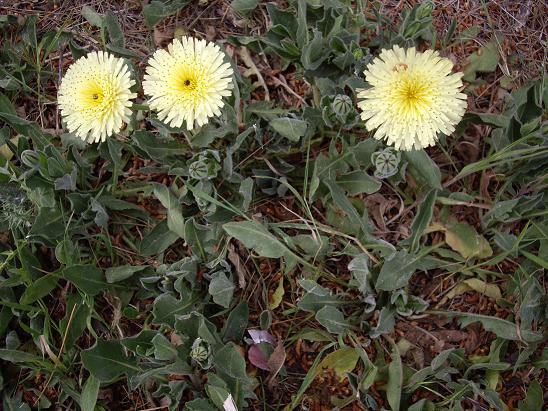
left=0, top=2, right=546, bottom=410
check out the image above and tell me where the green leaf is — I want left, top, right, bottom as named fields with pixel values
left=205, top=383, right=231, bottom=410
left=518, top=380, right=543, bottom=411
left=315, top=306, right=348, bottom=335
left=121, top=329, right=157, bottom=353
left=444, top=222, right=492, bottom=259
left=80, top=375, right=100, bottom=411
left=213, top=343, right=249, bottom=381
left=293, top=328, right=335, bottom=342
left=268, top=276, right=285, bottom=309
left=404, top=150, right=442, bottom=190
left=183, top=399, right=216, bottom=411
left=105, top=43, right=142, bottom=59
left=140, top=221, right=180, bottom=256
left=269, top=117, right=308, bottom=142
left=461, top=278, right=501, bottom=299
left=441, top=312, right=543, bottom=343
left=105, top=265, right=147, bottom=283
left=296, top=0, right=308, bottom=49
left=60, top=293, right=90, bottom=350
left=463, top=41, right=500, bottom=82
left=239, top=178, right=254, bottom=211
left=223, top=220, right=294, bottom=259
left=30, top=207, right=65, bottom=243
left=431, top=348, right=455, bottom=371
left=0, top=349, right=44, bottom=364
left=375, top=250, right=421, bottom=291
left=521, top=250, right=548, bottom=270
left=464, top=112, right=511, bottom=129
left=324, top=178, right=369, bottom=235
left=370, top=307, right=396, bottom=337
left=132, top=130, right=187, bottom=163
left=104, top=11, right=124, bottom=47
left=153, top=183, right=185, bottom=238
left=297, top=292, right=345, bottom=313
left=152, top=333, right=177, bottom=360
left=21, top=15, right=37, bottom=49
left=336, top=171, right=381, bottom=195
left=386, top=341, right=403, bottom=411
left=222, top=301, right=249, bottom=342
left=63, top=265, right=107, bottom=296
left=81, top=6, right=103, bottom=28
left=266, top=3, right=298, bottom=38
left=231, top=0, right=258, bottom=17
left=348, top=254, right=369, bottom=295
left=314, top=348, right=359, bottom=381
left=19, top=274, right=58, bottom=304
left=0, top=92, right=16, bottom=116
left=2, top=392, right=32, bottom=411
left=408, top=399, right=430, bottom=411
left=81, top=339, right=140, bottom=382
left=208, top=272, right=235, bottom=308
left=408, top=189, right=437, bottom=253
left=301, top=30, right=327, bottom=70
left=152, top=293, right=196, bottom=327
left=143, top=0, right=190, bottom=27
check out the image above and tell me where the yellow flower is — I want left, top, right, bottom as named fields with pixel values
left=143, top=37, right=234, bottom=131
left=357, top=46, right=467, bottom=150
left=58, top=51, right=136, bottom=143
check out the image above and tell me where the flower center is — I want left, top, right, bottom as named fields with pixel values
left=395, top=71, right=431, bottom=111
left=77, top=78, right=118, bottom=117
left=88, top=88, right=110, bottom=107
left=178, top=74, right=198, bottom=92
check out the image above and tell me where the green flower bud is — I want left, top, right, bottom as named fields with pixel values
left=190, top=338, right=212, bottom=369
left=188, top=149, right=221, bottom=180
left=352, top=47, right=364, bottom=61
left=372, top=148, right=401, bottom=179
left=416, top=2, right=433, bottom=19
left=331, top=94, right=353, bottom=119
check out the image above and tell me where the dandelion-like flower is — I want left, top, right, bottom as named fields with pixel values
left=143, top=37, right=234, bottom=131
left=58, top=51, right=136, bottom=143
left=357, top=46, right=467, bottom=150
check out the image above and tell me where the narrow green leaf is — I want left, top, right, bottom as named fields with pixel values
left=408, top=189, right=437, bottom=253
left=438, top=311, right=543, bottom=343
left=518, top=380, right=543, bottom=411
left=404, top=150, right=442, bottom=190
left=324, top=178, right=369, bottom=235
left=19, top=274, right=58, bottom=304
left=105, top=265, right=147, bottom=283
left=80, top=375, right=100, bottom=411
left=386, top=341, right=402, bottom=411
left=104, top=11, right=124, bottom=47
left=223, top=220, right=294, bottom=259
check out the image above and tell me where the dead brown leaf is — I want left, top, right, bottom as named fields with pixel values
left=267, top=341, right=286, bottom=388
left=228, top=243, right=247, bottom=289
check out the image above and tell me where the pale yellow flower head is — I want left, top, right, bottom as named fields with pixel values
left=143, top=37, right=234, bottom=131
left=357, top=46, right=467, bottom=150
left=58, top=51, right=136, bottom=143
